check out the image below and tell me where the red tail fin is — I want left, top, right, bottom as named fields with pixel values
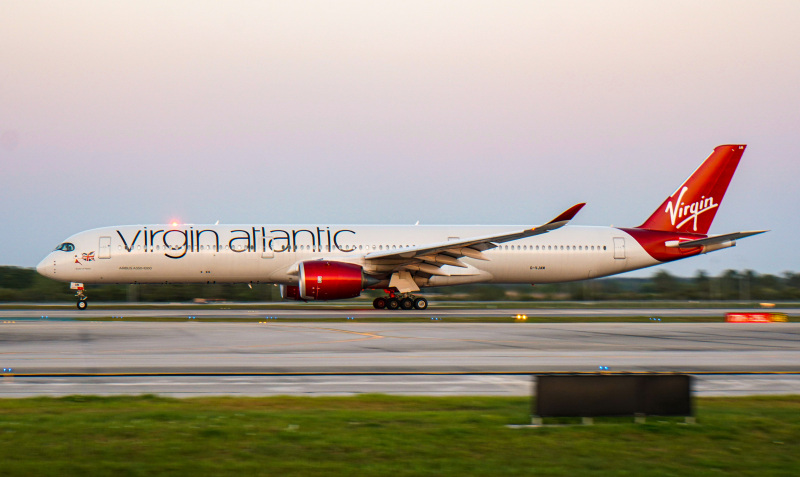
left=638, top=145, right=746, bottom=234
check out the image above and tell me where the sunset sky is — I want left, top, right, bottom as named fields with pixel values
left=2, top=1, right=798, bottom=277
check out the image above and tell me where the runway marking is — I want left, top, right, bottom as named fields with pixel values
left=269, top=323, right=385, bottom=340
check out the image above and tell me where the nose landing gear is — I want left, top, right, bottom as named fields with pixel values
left=71, top=282, right=88, bottom=310
left=372, top=292, right=428, bottom=310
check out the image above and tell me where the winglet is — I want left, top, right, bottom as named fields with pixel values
left=545, top=203, right=586, bottom=226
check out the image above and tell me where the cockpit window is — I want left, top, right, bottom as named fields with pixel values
left=55, top=242, right=75, bottom=252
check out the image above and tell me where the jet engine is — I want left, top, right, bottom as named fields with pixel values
left=290, top=261, right=378, bottom=300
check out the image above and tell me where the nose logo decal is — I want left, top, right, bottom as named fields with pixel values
left=75, top=251, right=96, bottom=264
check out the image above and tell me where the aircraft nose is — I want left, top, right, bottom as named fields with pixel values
left=36, top=255, right=53, bottom=277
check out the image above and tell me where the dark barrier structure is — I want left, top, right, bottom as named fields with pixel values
left=535, top=374, right=692, bottom=423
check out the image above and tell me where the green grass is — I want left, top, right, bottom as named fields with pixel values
left=1, top=395, right=798, bottom=476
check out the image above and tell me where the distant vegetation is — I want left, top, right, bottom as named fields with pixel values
left=1, top=266, right=799, bottom=302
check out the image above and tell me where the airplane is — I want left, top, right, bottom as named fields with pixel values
left=37, top=144, right=765, bottom=310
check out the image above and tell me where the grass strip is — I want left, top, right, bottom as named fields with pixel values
left=0, top=394, right=798, bottom=476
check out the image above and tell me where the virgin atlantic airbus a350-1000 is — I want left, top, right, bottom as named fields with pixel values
left=37, top=145, right=766, bottom=310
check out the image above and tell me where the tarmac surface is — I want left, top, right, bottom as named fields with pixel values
left=2, top=306, right=799, bottom=320
left=1, top=319, right=799, bottom=397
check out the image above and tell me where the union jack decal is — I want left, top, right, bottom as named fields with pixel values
left=81, top=252, right=95, bottom=262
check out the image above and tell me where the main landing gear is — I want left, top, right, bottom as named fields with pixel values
left=373, top=292, right=428, bottom=310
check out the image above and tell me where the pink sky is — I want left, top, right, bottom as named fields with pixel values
left=1, top=1, right=798, bottom=276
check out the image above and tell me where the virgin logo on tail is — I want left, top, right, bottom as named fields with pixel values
left=664, top=186, right=718, bottom=232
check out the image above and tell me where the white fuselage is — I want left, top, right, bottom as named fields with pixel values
left=37, top=224, right=661, bottom=287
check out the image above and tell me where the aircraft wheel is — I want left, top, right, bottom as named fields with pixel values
left=386, top=298, right=400, bottom=310
left=413, top=297, right=428, bottom=310
left=77, top=299, right=88, bottom=310
left=400, top=297, right=414, bottom=310
left=373, top=297, right=387, bottom=309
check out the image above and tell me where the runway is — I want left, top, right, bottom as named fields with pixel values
left=1, top=321, right=799, bottom=397
left=2, top=306, right=799, bottom=320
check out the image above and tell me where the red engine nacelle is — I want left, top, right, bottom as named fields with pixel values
left=298, top=261, right=373, bottom=300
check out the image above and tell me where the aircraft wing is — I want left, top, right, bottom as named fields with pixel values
left=364, top=203, right=585, bottom=269
left=665, top=230, right=768, bottom=249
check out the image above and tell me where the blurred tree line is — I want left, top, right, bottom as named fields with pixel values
left=448, top=269, right=800, bottom=301
left=1, top=266, right=799, bottom=302
left=0, top=266, right=279, bottom=302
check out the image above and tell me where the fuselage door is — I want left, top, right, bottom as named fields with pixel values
left=613, top=237, right=626, bottom=260
left=99, top=236, right=112, bottom=259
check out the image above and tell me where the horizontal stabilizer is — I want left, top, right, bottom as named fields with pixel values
left=665, top=230, right=768, bottom=249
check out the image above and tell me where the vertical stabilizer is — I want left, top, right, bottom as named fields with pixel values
left=638, top=145, right=746, bottom=234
